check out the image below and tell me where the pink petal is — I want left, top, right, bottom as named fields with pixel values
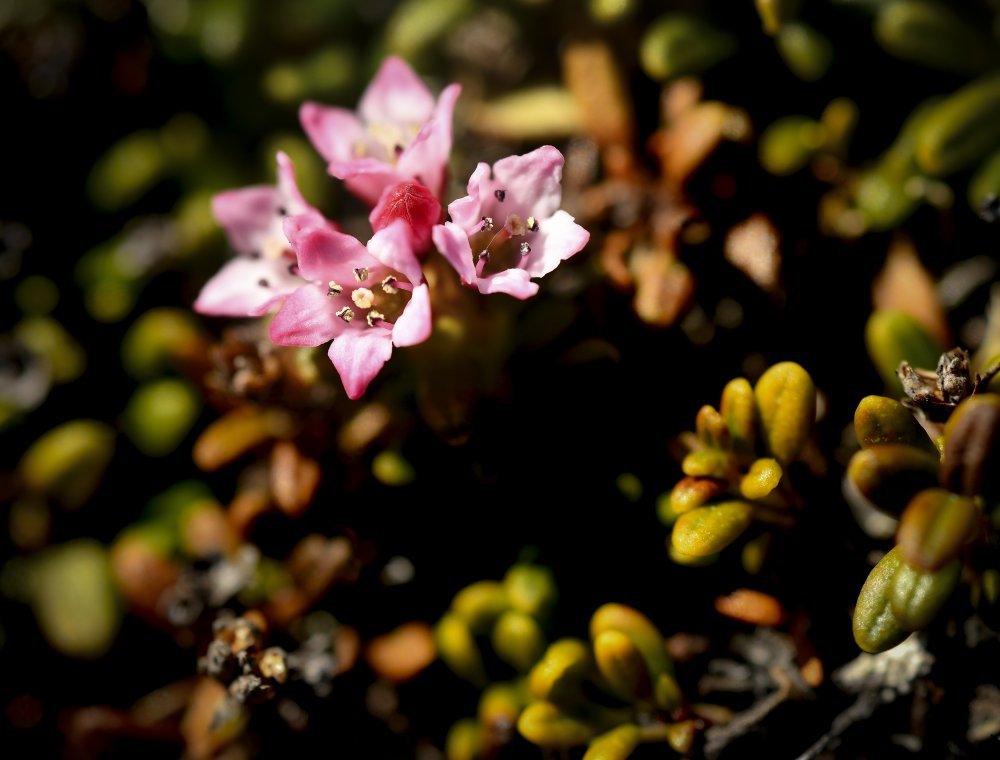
left=328, top=328, right=394, bottom=400
left=523, top=210, right=590, bottom=278
left=396, top=82, right=461, bottom=198
left=268, top=284, right=345, bottom=346
left=194, top=257, right=299, bottom=317
left=367, top=220, right=423, bottom=286
left=447, top=163, right=491, bottom=233
left=327, top=158, right=406, bottom=207
left=432, top=222, right=476, bottom=285
left=392, top=283, right=431, bottom=348
left=492, top=146, right=565, bottom=221
left=358, top=56, right=435, bottom=127
left=212, top=186, right=278, bottom=255
left=369, top=181, right=442, bottom=255
left=284, top=216, right=372, bottom=283
left=275, top=151, right=312, bottom=216
left=299, top=102, right=366, bottom=164
left=477, top=268, right=540, bottom=300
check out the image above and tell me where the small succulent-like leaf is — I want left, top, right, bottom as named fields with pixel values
left=124, top=379, right=201, bottom=457
left=845, top=443, right=939, bottom=515
left=740, top=458, right=783, bottom=500
left=854, top=395, right=934, bottom=450
left=663, top=477, right=727, bottom=519
left=34, top=540, right=121, bottom=658
left=754, top=0, right=802, bottom=35
left=593, top=630, right=652, bottom=703
left=853, top=546, right=909, bottom=653
left=640, top=14, right=737, bottom=81
left=889, top=556, right=961, bottom=631
left=517, top=702, right=597, bottom=749
left=666, top=720, right=697, bottom=754
left=897, top=488, right=980, bottom=570
left=528, top=639, right=593, bottom=704
left=451, top=581, right=509, bottom=633
left=435, top=614, right=487, bottom=686
left=941, top=394, right=1000, bottom=500
left=504, top=564, right=557, bottom=620
left=754, top=361, right=816, bottom=463
left=445, top=718, right=483, bottom=760
left=681, top=448, right=730, bottom=478
left=776, top=22, right=833, bottom=82
left=20, top=420, right=116, bottom=509
left=759, top=115, right=825, bottom=176
left=865, top=310, right=943, bottom=390
left=695, top=405, right=730, bottom=449
left=590, top=604, right=674, bottom=680
left=875, top=0, right=997, bottom=76
left=583, top=724, right=641, bottom=760
left=478, top=681, right=529, bottom=735
left=915, top=73, right=1000, bottom=176
left=672, top=501, right=754, bottom=557
left=720, top=377, right=757, bottom=453
left=492, top=611, right=547, bottom=674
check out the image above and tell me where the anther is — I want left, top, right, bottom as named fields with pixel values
left=336, top=306, right=354, bottom=323
left=354, top=267, right=369, bottom=282
left=481, top=216, right=494, bottom=231
left=519, top=242, right=531, bottom=256
left=495, top=189, right=506, bottom=202
left=527, top=216, right=539, bottom=232
left=477, top=250, right=490, bottom=263
left=277, top=206, right=287, bottom=216
left=287, top=263, right=299, bottom=275
left=258, top=279, right=270, bottom=288
left=366, top=309, right=386, bottom=328
left=352, top=287, right=375, bottom=309
left=327, top=281, right=343, bottom=296
left=381, top=276, right=398, bottom=295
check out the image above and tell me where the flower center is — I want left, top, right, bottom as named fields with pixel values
left=354, top=122, right=422, bottom=165
left=326, top=272, right=413, bottom=330
left=467, top=204, right=539, bottom=277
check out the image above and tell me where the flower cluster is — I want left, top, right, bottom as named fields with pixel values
left=194, top=56, right=589, bottom=399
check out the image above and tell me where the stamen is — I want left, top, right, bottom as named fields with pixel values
left=527, top=216, right=539, bottom=232
left=495, top=189, right=506, bottom=202
left=336, top=306, right=354, bottom=323
left=380, top=275, right=412, bottom=293
left=287, top=263, right=299, bottom=275
left=476, top=250, right=490, bottom=278
left=519, top=242, right=531, bottom=256
left=258, top=279, right=269, bottom=288
left=277, top=206, right=287, bottom=216
left=366, top=309, right=386, bottom=328
left=327, top=281, right=343, bottom=296
left=354, top=267, right=369, bottom=282
left=394, top=144, right=404, bottom=157
left=481, top=216, right=494, bottom=232
left=352, top=287, right=375, bottom=309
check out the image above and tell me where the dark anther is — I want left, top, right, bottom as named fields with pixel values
left=287, top=263, right=299, bottom=275
left=394, top=144, right=405, bottom=156
left=277, top=206, right=287, bottom=216
left=494, top=189, right=506, bottom=202
left=258, top=279, right=270, bottom=288
left=529, top=217, right=539, bottom=232
left=250, top=251, right=262, bottom=259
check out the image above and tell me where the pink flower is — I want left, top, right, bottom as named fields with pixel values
left=195, top=152, right=328, bottom=317
left=369, top=181, right=442, bottom=256
left=269, top=218, right=431, bottom=400
left=432, top=146, right=589, bottom=300
left=300, top=56, right=461, bottom=207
